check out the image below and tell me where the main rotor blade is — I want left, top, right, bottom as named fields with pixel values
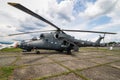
left=62, top=29, right=116, bottom=34
left=8, top=2, right=61, bottom=30
left=8, top=29, right=116, bottom=36
left=8, top=30, right=56, bottom=36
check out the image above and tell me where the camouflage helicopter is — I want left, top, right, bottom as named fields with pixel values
left=7, top=2, right=116, bottom=54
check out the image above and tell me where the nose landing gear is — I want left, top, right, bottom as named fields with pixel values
left=36, top=51, right=40, bottom=54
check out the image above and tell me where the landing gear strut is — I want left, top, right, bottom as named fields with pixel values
left=66, top=44, right=73, bottom=55
left=66, top=47, right=72, bottom=55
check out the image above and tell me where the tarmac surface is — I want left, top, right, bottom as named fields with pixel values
left=0, top=48, right=120, bottom=80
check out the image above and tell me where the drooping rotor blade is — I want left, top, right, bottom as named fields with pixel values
left=8, top=2, right=61, bottom=30
left=8, top=30, right=56, bottom=36
left=62, top=29, right=116, bottom=34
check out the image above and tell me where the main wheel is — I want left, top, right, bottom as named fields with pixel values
left=66, top=49, right=72, bottom=55
left=57, top=50, right=63, bottom=52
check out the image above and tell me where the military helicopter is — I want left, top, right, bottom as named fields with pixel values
left=7, top=2, right=116, bottom=54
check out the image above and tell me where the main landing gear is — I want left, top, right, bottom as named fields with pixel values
left=66, top=44, right=74, bottom=55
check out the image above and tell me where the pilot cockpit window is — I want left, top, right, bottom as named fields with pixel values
left=40, top=34, right=45, bottom=39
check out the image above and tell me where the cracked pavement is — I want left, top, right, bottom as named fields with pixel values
left=0, top=47, right=120, bottom=80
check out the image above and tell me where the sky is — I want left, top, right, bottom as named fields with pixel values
left=0, top=0, right=120, bottom=43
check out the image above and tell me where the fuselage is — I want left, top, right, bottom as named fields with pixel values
left=18, top=31, right=103, bottom=52
left=18, top=32, right=71, bottom=51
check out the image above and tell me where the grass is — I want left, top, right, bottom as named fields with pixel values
left=79, top=47, right=120, bottom=53
left=0, top=47, right=119, bottom=54
left=0, top=66, right=15, bottom=80
left=0, top=48, right=22, bottom=52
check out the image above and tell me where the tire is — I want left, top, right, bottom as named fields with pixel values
left=58, top=50, right=63, bottom=52
left=66, top=49, right=72, bottom=55
left=36, top=51, right=40, bottom=54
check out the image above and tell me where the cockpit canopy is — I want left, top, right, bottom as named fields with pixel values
left=40, top=34, right=45, bottom=39
left=31, top=37, right=37, bottom=41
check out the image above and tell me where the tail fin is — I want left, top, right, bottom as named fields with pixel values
left=95, top=35, right=104, bottom=46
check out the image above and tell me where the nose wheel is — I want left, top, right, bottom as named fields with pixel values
left=36, top=51, right=40, bottom=54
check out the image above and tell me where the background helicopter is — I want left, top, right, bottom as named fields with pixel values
left=7, top=2, right=116, bottom=54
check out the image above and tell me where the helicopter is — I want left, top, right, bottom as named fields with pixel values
left=7, top=2, right=116, bottom=54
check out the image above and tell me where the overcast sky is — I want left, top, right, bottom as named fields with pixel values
left=0, top=0, right=120, bottom=42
